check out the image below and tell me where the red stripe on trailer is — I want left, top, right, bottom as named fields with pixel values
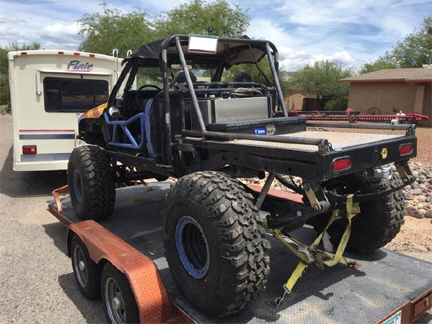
left=19, top=129, right=75, bottom=132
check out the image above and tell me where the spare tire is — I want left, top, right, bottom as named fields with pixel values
left=309, top=167, right=405, bottom=253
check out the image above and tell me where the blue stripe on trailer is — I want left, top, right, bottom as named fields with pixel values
left=19, top=134, right=76, bottom=140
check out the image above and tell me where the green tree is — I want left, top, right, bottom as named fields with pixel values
left=288, top=60, right=354, bottom=110
left=0, top=42, right=41, bottom=108
left=78, top=1, right=250, bottom=57
left=78, top=4, right=153, bottom=57
left=0, top=48, right=9, bottom=108
left=391, top=17, right=432, bottom=67
left=362, top=16, right=432, bottom=71
left=152, top=0, right=250, bottom=38
left=360, top=55, right=400, bottom=74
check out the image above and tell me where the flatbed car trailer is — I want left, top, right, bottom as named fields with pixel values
left=48, top=182, right=432, bottom=324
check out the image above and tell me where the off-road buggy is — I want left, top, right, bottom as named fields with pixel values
left=68, top=34, right=416, bottom=318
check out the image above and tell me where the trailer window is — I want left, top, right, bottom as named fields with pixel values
left=44, top=78, right=109, bottom=112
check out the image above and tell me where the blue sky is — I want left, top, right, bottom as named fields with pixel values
left=0, top=0, right=430, bottom=71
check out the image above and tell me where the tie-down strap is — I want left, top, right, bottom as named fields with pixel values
left=271, top=194, right=360, bottom=305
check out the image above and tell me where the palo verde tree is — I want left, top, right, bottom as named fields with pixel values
left=78, top=4, right=153, bottom=57
left=288, top=60, right=354, bottom=110
left=152, top=0, right=250, bottom=38
left=78, top=1, right=250, bottom=57
left=361, top=16, right=432, bottom=73
left=391, top=16, right=432, bottom=67
left=360, top=55, right=400, bottom=74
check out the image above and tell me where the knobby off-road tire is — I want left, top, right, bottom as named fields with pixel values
left=310, top=168, right=405, bottom=253
left=71, top=235, right=101, bottom=300
left=101, top=263, right=140, bottom=324
left=68, top=145, right=115, bottom=220
left=162, top=171, right=270, bottom=318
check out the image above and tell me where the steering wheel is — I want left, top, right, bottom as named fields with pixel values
left=135, top=85, right=162, bottom=111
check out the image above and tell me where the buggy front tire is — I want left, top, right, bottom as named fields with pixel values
left=162, top=171, right=270, bottom=318
left=67, top=145, right=115, bottom=220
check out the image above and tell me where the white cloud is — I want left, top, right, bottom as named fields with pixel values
left=41, top=22, right=82, bottom=38
left=1, top=0, right=429, bottom=69
left=277, top=46, right=357, bottom=71
left=246, top=19, right=296, bottom=45
left=239, top=0, right=430, bottom=70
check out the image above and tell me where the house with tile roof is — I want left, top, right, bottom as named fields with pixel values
left=340, top=66, right=432, bottom=125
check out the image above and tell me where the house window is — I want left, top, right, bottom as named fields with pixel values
left=44, top=78, right=109, bottom=112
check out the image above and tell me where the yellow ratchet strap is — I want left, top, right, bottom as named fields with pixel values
left=321, top=194, right=359, bottom=267
left=281, top=194, right=360, bottom=294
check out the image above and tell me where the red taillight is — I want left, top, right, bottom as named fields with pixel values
left=23, top=145, right=37, bottom=154
left=399, top=144, right=413, bottom=156
left=89, top=54, right=95, bottom=57
left=58, top=51, right=64, bottom=55
left=74, top=52, right=80, bottom=56
left=332, top=158, right=351, bottom=171
left=21, top=52, right=27, bottom=55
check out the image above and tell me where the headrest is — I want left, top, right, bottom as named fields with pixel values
left=232, top=70, right=252, bottom=82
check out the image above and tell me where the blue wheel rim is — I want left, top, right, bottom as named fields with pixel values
left=72, top=169, right=83, bottom=203
left=175, top=216, right=210, bottom=279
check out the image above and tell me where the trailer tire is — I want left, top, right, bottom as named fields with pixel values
left=162, top=171, right=270, bottom=318
left=309, top=168, right=405, bottom=253
left=101, top=263, right=140, bottom=324
left=71, top=235, right=101, bottom=300
left=68, top=145, right=115, bottom=220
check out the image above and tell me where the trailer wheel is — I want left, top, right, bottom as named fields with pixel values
left=163, top=171, right=270, bottom=318
left=309, top=168, right=405, bottom=253
left=71, top=235, right=100, bottom=300
left=68, top=145, right=115, bottom=220
left=101, top=263, right=140, bottom=324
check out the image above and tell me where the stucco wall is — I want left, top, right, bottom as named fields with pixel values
left=423, top=84, right=432, bottom=122
left=284, top=90, right=317, bottom=111
left=347, top=82, right=418, bottom=114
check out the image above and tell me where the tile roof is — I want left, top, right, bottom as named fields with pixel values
left=341, top=66, right=432, bottom=83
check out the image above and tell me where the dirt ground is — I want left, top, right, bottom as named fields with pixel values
left=332, top=126, right=432, bottom=259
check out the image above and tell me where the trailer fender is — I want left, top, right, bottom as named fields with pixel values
left=67, top=220, right=172, bottom=324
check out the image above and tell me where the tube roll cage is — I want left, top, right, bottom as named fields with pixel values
left=156, top=35, right=288, bottom=164
left=160, top=36, right=417, bottom=170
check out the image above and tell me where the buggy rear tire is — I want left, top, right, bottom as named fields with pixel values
left=309, top=167, right=405, bottom=253
left=162, top=171, right=270, bottom=318
left=101, top=263, right=140, bottom=324
left=71, top=235, right=101, bottom=300
left=67, top=145, right=115, bottom=220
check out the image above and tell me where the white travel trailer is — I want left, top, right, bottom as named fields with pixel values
left=8, top=50, right=121, bottom=171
